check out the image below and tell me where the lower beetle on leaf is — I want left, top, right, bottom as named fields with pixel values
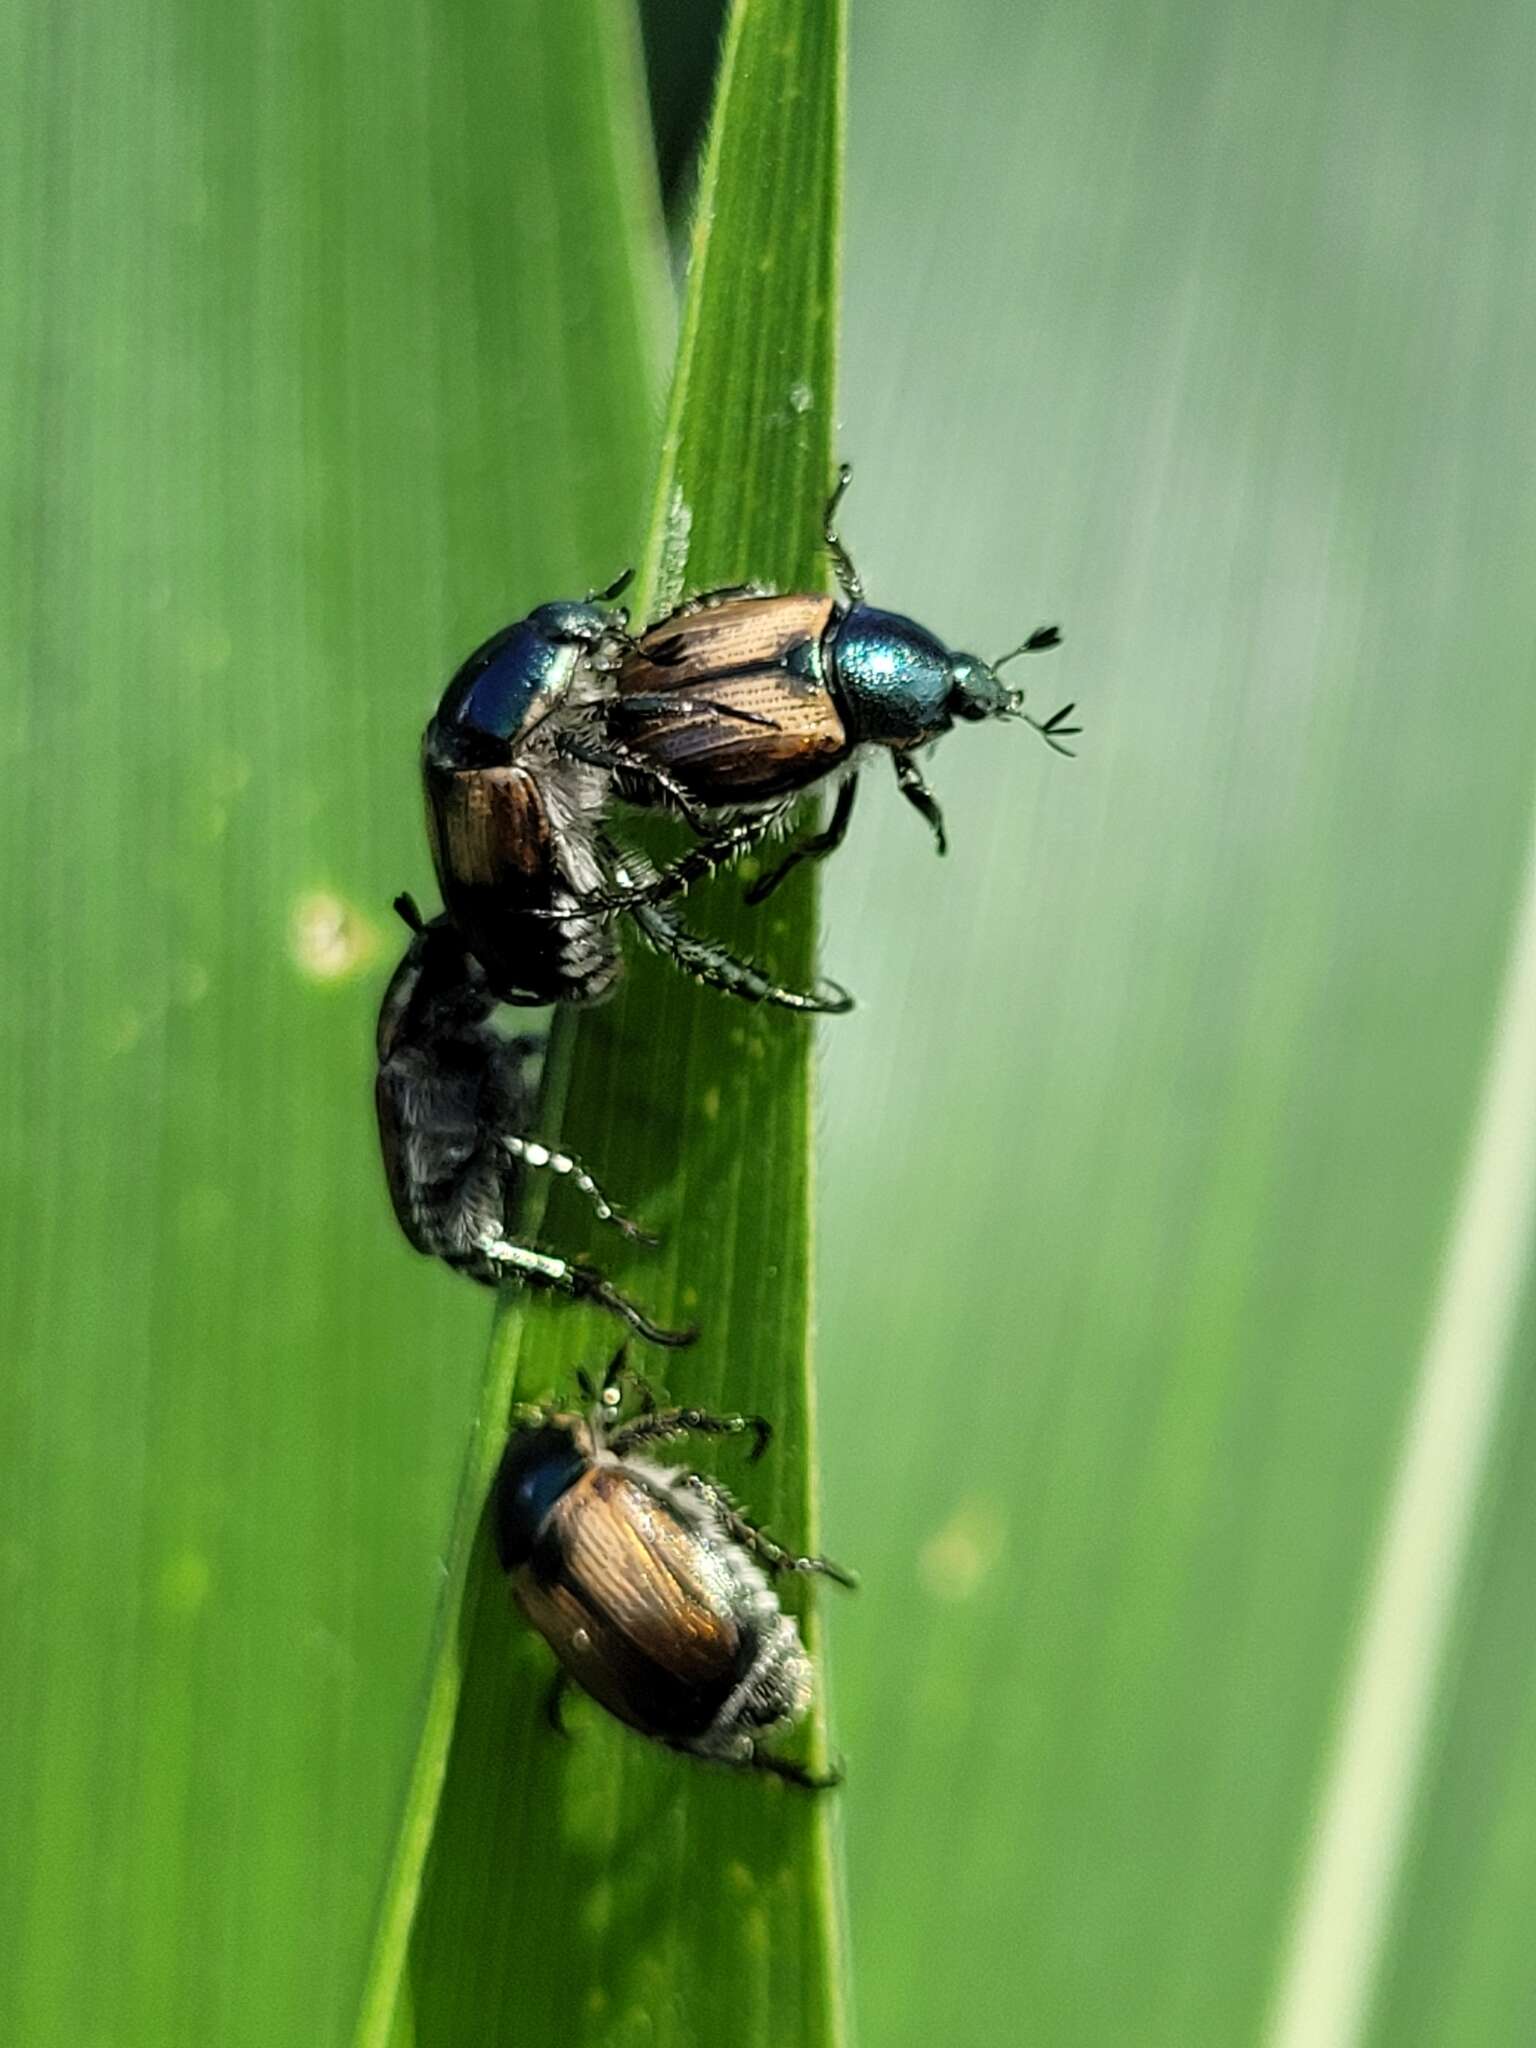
left=374, top=896, right=692, bottom=1346
left=494, top=1350, right=854, bottom=1787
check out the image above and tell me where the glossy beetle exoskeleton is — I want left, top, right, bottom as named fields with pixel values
left=493, top=1351, right=854, bottom=1787
left=374, top=896, right=691, bottom=1345
left=424, top=596, right=628, bottom=1007
left=421, top=591, right=850, bottom=1013
left=568, top=468, right=1076, bottom=910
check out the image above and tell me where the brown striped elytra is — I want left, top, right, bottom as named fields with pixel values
left=493, top=1353, right=855, bottom=1786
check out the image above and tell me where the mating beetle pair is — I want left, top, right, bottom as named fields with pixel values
left=375, top=467, right=1071, bottom=1338
left=420, top=584, right=851, bottom=1016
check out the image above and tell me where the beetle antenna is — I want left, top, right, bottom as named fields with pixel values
left=992, top=628, right=1075, bottom=755
left=993, top=625, right=1061, bottom=669
left=588, top=566, right=635, bottom=604
left=393, top=892, right=426, bottom=933
left=1019, top=700, right=1082, bottom=757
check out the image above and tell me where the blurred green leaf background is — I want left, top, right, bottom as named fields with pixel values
left=7, top=0, right=1536, bottom=2044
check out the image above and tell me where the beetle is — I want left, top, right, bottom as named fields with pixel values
left=493, top=1350, right=854, bottom=1787
left=551, top=468, right=1076, bottom=914
left=374, top=895, right=692, bottom=1345
left=422, top=587, right=849, bottom=1013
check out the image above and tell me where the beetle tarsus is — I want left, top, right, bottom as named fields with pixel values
left=496, top=1134, right=656, bottom=1245
left=567, top=1265, right=695, bottom=1349
left=632, top=898, right=855, bottom=1014
left=822, top=462, right=865, bottom=607
left=608, top=1405, right=773, bottom=1463
left=480, top=1236, right=694, bottom=1348
left=750, top=1750, right=844, bottom=1793
left=744, top=777, right=859, bottom=905
left=680, top=1471, right=858, bottom=1587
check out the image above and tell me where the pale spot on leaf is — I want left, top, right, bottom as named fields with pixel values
left=289, top=890, right=380, bottom=982
left=920, top=1496, right=1008, bottom=1602
left=159, top=1551, right=212, bottom=1617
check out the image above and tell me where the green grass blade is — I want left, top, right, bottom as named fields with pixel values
left=0, top=3, right=666, bottom=2045
left=367, top=3, right=850, bottom=2046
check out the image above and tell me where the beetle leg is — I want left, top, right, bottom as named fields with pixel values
left=544, top=1670, right=574, bottom=1737
left=748, top=1750, right=843, bottom=1793
left=602, top=811, right=794, bottom=913
left=553, top=731, right=717, bottom=834
left=476, top=1237, right=695, bottom=1348
left=822, top=462, right=865, bottom=606
left=521, top=810, right=794, bottom=921
left=630, top=897, right=855, bottom=1015
left=744, top=776, right=859, bottom=905
left=605, top=809, right=790, bottom=907
left=586, top=566, right=635, bottom=605
left=392, top=890, right=428, bottom=934
left=609, top=1406, right=772, bottom=1463
left=494, top=1134, right=656, bottom=1244
left=679, top=1474, right=858, bottom=1587
left=605, top=836, right=855, bottom=1012
left=666, top=580, right=778, bottom=618
left=892, top=753, right=948, bottom=856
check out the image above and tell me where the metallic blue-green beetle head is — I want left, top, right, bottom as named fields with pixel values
left=956, top=626, right=1077, bottom=752
left=492, top=1417, right=589, bottom=1569
left=832, top=608, right=1075, bottom=755
left=945, top=652, right=1017, bottom=723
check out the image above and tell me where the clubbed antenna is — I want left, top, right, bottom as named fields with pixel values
left=993, top=626, right=1078, bottom=756
left=1022, top=700, right=1081, bottom=757
left=994, top=625, right=1063, bottom=666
